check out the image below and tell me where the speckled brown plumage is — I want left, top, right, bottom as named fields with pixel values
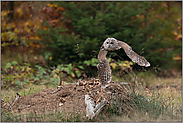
left=97, top=38, right=150, bottom=87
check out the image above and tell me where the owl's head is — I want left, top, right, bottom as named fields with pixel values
left=103, top=38, right=120, bottom=51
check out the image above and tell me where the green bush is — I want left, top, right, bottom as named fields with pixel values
left=36, top=1, right=181, bottom=73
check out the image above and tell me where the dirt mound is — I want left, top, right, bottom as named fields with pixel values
left=1, top=78, right=133, bottom=118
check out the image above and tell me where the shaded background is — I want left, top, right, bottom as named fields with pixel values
left=1, top=1, right=182, bottom=78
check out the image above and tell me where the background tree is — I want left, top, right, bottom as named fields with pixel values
left=1, top=1, right=182, bottom=77
left=36, top=1, right=182, bottom=71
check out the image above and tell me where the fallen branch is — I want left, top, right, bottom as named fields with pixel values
left=94, top=99, right=106, bottom=115
left=1, top=99, right=13, bottom=113
left=85, top=95, right=106, bottom=120
left=50, top=86, right=62, bottom=94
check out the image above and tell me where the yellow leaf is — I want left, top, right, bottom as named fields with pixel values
left=1, top=11, right=10, bottom=16
left=124, top=61, right=129, bottom=63
left=35, top=25, right=40, bottom=29
left=57, top=6, right=65, bottom=11
left=26, top=28, right=31, bottom=33
left=49, top=56, right=53, bottom=60
left=123, top=63, right=127, bottom=67
left=43, top=27, right=48, bottom=30
left=14, top=28, right=19, bottom=33
left=35, top=36, right=41, bottom=40
left=110, top=63, right=117, bottom=70
left=17, top=8, right=21, bottom=13
left=173, top=56, right=182, bottom=60
left=21, top=73, right=25, bottom=77
left=71, top=72, right=75, bottom=77
left=177, top=34, right=182, bottom=39
left=21, top=67, right=25, bottom=72
left=129, top=62, right=133, bottom=65
left=173, top=31, right=178, bottom=36
left=29, top=37, right=34, bottom=40
left=29, top=82, right=32, bottom=85
left=36, top=44, right=40, bottom=48
left=10, top=66, right=13, bottom=69
left=54, top=74, right=57, bottom=78
left=26, top=67, right=31, bottom=72
left=53, top=4, right=58, bottom=7
left=127, top=64, right=130, bottom=68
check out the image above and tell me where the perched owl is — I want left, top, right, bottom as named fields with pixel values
left=97, top=38, right=150, bottom=87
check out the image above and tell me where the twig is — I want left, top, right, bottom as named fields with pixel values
left=28, top=87, right=31, bottom=95
left=50, top=73, right=63, bottom=94
left=86, top=2, right=98, bottom=13
left=12, top=93, right=21, bottom=107
left=104, top=2, right=114, bottom=14
left=1, top=99, right=13, bottom=112
left=1, top=99, right=7, bottom=107
left=50, top=87, right=62, bottom=94
left=100, top=2, right=103, bottom=13
left=94, top=99, right=106, bottom=115
left=59, top=74, right=62, bottom=86
left=7, top=102, right=13, bottom=111
left=18, top=105, right=31, bottom=110
left=85, top=94, right=106, bottom=120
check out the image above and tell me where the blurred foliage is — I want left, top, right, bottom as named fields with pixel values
left=36, top=1, right=182, bottom=70
left=1, top=1, right=182, bottom=77
left=1, top=59, right=133, bottom=89
left=1, top=2, right=42, bottom=50
left=1, top=61, right=64, bottom=89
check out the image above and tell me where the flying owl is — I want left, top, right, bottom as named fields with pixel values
left=97, top=38, right=150, bottom=88
left=102, top=38, right=150, bottom=67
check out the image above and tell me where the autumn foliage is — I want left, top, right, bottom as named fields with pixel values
left=1, top=1, right=182, bottom=71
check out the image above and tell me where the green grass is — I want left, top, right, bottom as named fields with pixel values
left=1, top=54, right=182, bottom=122
left=1, top=73, right=182, bottom=122
left=1, top=84, right=57, bottom=103
left=1, top=110, right=88, bottom=122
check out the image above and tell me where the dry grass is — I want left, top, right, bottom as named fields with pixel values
left=1, top=73, right=182, bottom=122
left=1, top=84, right=56, bottom=103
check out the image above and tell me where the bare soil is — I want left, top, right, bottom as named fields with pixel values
left=1, top=78, right=133, bottom=117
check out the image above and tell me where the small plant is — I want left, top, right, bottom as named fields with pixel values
left=1, top=58, right=136, bottom=89
left=1, top=62, right=60, bottom=89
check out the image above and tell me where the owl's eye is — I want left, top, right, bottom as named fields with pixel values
left=110, top=42, right=113, bottom=44
left=106, top=42, right=109, bottom=44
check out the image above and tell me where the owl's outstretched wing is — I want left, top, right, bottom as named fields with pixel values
left=118, top=41, right=150, bottom=67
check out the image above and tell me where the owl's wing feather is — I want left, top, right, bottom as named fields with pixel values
left=118, top=41, right=150, bottom=67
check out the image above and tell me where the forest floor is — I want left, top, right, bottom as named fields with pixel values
left=1, top=74, right=182, bottom=122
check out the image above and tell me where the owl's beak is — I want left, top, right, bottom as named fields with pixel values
left=108, top=45, right=110, bottom=48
